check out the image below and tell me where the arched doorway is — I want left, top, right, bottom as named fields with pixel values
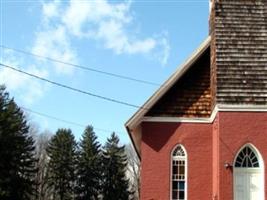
left=234, top=144, right=264, bottom=200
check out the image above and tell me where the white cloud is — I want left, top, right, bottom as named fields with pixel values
left=62, top=0, right=132, bottom=37
left=0, top=50, right=49, bottom=105
left=153, top=32, right=170, bottom=66
left=41, top=0, right=170, bottom=65
left=32, top=25, right=77, bottom=74
left=42, top=0, right=61, bottom=19
left=32, top=0, right=170, bottom=78
left=95, top=19, right=157, bottom=54
left=161, top=37, right=170, bottom=66
left=1, top=0, right=170, bottom=105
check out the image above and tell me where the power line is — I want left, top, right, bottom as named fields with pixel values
left=21, top=106, right=125, bottom=134
left=0, top=45, right=161, bottom=86
left=0, top=62, right=148, bottom=110
left=23, top=106, right=85, bottom=128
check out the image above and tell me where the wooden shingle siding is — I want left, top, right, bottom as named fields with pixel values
left=211, top=0, right=267, bottom=105
left=146, top=48, right=211, bottom=118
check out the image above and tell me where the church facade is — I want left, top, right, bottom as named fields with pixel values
left=126, top=0, right=267, bottom=199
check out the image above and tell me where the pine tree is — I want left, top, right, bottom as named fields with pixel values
left=0, top=86, right=37, bottom=200
left=46, top=128, right=77, bottom=200
left=101, top=132, right=131, bottom=200
left=75, top=125, right=101, bottom=200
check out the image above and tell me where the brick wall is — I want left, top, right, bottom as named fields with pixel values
left=140, top=112, right=267, bottom=200
left=141, top=122, right=213, bottom=200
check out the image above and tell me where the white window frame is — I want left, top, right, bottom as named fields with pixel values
left=170, top=144, right=187, bottom=200
left=233, top=143, right=265, bottom=200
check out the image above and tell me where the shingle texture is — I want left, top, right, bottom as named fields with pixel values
left=146, top=48, right=211, bottom=118
left=211, top=0, right=267, bottom=105
left=145, top=0, right=266, bottom=118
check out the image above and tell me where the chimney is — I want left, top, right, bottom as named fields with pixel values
left=209, top=0, right=267, bottom=108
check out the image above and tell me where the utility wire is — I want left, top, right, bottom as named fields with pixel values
left=0, top=62, right=148, bottom=110
left=22, top=106, right=85, bottom=128
left=0, top=45, right=161, bottom=86
left=21, top=106, right=125, bottom=134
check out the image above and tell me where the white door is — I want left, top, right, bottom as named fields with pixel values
left=249, top=171, right=262, bottom=200
left=234, top=169, right=263, bottom=200
left=234, top=171, right=246, bottom=200
left=234, top=145, right=264, bottom=200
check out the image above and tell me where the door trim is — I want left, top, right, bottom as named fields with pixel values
left=233, top=143, right=265, bottom=200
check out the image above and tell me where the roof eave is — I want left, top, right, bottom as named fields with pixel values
left=126, top=36, right=211, bottom=130
left=125, top=36, right=211, bottom=157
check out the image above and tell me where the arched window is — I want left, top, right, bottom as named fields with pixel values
left=234, top=145, right=259, bottom=168
left=171, top=145, right=187, bottom=200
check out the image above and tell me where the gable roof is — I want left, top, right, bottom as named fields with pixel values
left=125, top=36, right=211, bottom=157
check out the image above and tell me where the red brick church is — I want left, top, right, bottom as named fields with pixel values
left=125, top=0, right=267, bottom=199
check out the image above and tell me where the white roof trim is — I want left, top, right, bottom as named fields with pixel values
left=217, top=104, right=267, bottom=112
left=125, top=36, right=211, bottom=131
left=143, top=116, right=214, bottom=123
left=142, top=105, right=267, bottom=123
left=143, top=106, right=218, bottom=123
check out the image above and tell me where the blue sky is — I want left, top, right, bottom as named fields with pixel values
left=0, top=0, right=209, bottom=144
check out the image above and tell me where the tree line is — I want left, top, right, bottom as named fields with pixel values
left=0, top=86, right=140, bottom=200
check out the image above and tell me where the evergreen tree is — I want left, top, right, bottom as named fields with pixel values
left=46, top=128, right=77, bottom=200
left=101, top=132, right=131, bottom=200
left=0, top=86, right=37, bottom=200
left=75, top=125, right=101, bottom=200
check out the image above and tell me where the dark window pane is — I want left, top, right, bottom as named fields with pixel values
left=252, top=157, right=258, bottom=163
left=235, top=162, right=241, bottom=167
left=173, top=166, right=178, bottom=174
left=246, top=147, right=249, bottom=155
left=179, top=181, right=185, bottom=190
left=248, top=159, right=252, bottom=167
left=254, top=162, right=259, bottom=167
left=240, top=150, right=245, bottom=157
left=179, top=191, right=185, bottom=199
left=236, top=157, right=242, bottom=163
left=179, top=166, right=185, bottom=176
left=172, top=191, right=178, bottom=199
left=247, top=147, right=251, bottom=155
left=241, top=160, right=245, bottom=167
left=172, top=181, right=179, bottom=190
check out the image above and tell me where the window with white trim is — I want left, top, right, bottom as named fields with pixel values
left=235, top=145, right=259, bottom=168
left=171, top=145, right=187, bottom=200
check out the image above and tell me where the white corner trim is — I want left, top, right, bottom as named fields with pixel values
left=142, top=105, right=267, bottom=124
